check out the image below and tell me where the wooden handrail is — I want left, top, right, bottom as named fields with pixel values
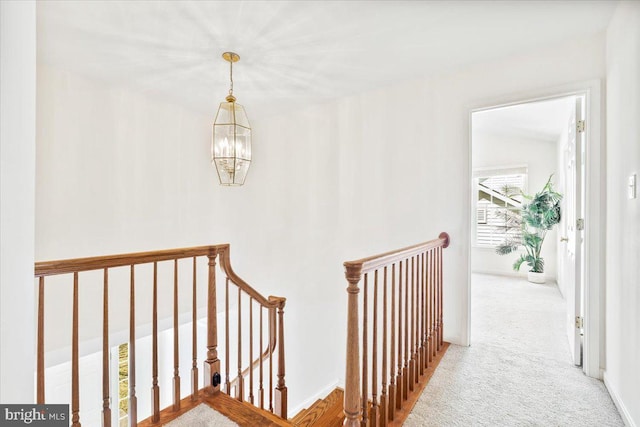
left=34, top=243, right=287, bottom=425
left=343, top=233, right=450, bottom=277
left=217, top=245, right=278, bottom=308
left=34, top=245, right=222, bottom=277
left=343, top=232, right=450, bottom=427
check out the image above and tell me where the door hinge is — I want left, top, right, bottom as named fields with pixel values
left=577, top=120, right=586, bottom=133
left=575, top=316, right=584, bottom=329
left=576, top=218, right=584, bottom=231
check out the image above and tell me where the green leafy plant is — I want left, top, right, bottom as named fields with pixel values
left=495, top=175, right=562, bottom=273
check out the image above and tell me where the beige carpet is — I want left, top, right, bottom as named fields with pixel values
left=164, top=403, right=238, bottom=427
left=405, top=273, right=624, bottom=426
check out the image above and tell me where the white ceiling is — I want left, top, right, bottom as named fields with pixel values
left=473, top=97, right=576, bottom=142
left=37, top=1, right=617, bottom=119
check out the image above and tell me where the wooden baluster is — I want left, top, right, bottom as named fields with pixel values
left=129, top=266, right=138, bottom=427
left=417, top=254, right=423, bottom=377
left=269, top=307, right=275, bottom=413
left=259, top=305, right=264, bottom=409
left=204, top=249, right=221, bottom=394
left=435, top=247, right=441, bottom=352
left=237, top=287, right=244, bottom=401
left=433, top=249, right=438, bottom=354
left=425, top=251, right=430, bottom=365
left=418, top=254, right=424, bottom=377
left=388, top=264, right=396, bottom=420
left=361, top=273, right=368, bottom=427
left=403, top=260, right=409, bottom=401
left=102, top=269, right=112, bottom=427
left=71, top=272, right=81, bottom=427
left=37, top=277, right=45, bottom=404
left=409, top=257, right=415, bottom=391
left=370, top=271, right=379, bottom=427
left=415, top=256, right=420, bottom=382
left=225, top=278, right=231, bottom=394
left=249, top=297, right=254, bottom=405
left=380, top=268, right=388, bottom=427
left=173, top=260, right=181, bottom=411
left=439, top=246, right=444, bottom=349
left=274, top=297, right=288, bottom=419
left=396, top=261, right=403, bottom=410
left=151, top=262, right=160, bottom=423
left=191, top=257, right=198, bottom=400
left=427, top=250, right=432, bottom=361
left=421, top=252, right=428, bottom=371
left=343, top=264, right=362, bottom=427
left=416, top=256, right=420, bottom=383
left=431, top=250, right=436, bottom=360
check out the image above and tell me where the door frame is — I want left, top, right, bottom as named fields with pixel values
left=466, top=79, right=604, bottom=379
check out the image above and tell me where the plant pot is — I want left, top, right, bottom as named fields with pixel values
left=528, top=271, right=545, bottom=284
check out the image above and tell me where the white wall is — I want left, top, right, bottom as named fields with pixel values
left=604, top=2, right=640, bottom=425
left=36, top=33, right=606, bottom=413
left=0, top=0, right=36, bottom=403
left=471, top=132, right=559, bottom=279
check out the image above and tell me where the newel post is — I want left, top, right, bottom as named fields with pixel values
left=204, top=247, right=221, bottom=395
left=344, top=264, right=362, bottom=427
left=272, top=296, right=288, bottom=419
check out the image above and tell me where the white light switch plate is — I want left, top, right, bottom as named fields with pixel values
left=629, top=174, right=637, bottom=199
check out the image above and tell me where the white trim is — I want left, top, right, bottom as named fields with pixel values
left=289, top=379, right=340, bottom=418
left=467, top=79, right=605, bottom=378
left=604, top=372, right=637, bottom=427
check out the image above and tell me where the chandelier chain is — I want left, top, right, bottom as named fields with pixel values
left=229, top=59, right=234, bottom=96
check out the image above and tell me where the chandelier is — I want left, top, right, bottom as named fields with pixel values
left=212, top=52, right=251, bottom=186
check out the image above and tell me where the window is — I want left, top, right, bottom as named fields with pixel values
left=474, top=168, right=527, bottom=247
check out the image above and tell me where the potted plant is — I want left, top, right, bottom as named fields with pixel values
left=495, top=175, right=562, bottom=283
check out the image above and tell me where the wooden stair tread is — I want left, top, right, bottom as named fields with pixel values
left=207, top=392, right=292, bottom=426
left=292, top=388, right=344, bottom=427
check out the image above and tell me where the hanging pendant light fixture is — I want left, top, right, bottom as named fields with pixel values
left=212, top=52, right=252, bottom=186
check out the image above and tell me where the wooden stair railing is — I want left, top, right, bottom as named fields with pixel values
left=34, top=244, right=287, bottom=426
left=342, top=233, right=450, bottom=427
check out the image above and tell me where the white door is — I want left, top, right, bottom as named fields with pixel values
left=561, top=97, right=585, bottom=366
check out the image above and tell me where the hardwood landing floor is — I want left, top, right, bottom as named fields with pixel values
left=137, top=343, right=449, bottom=426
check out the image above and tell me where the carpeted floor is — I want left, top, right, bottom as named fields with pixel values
left=405, top=273, right=624, bottom=427
left=164, top=403, right=238, bottom=427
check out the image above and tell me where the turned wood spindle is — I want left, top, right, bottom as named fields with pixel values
left=380, top=267, right=388, bottom=427
left=370, top=271, right=379, bottom=426
left=71, top=273, right=81, bottom=427
left=191, top=257, right=198, bottom=400
left=102, top=269, right=112, bottom=426
left=173, top=260, right=181, bottom=411
left=151, top=263, right=160, bottom=423
left=388, top=264, right=396, bottom=420
left=37, top=277, right=45, bottom=404
left=129, top=266, right=138, bottom=427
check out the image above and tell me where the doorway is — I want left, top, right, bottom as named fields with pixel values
left=469, top=94, right=586, bottom=368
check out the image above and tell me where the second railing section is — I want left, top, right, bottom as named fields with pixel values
left=343, top=233, right=450, bottom=427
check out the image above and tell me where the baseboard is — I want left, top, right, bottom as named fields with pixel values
left=289, top=379, right=340, bottom=418
left=604, top=372, right=637, bottom=427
